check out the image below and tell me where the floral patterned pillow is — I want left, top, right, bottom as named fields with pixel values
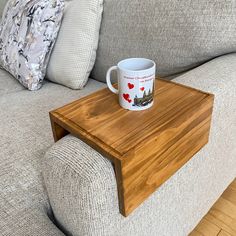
left=0, top=0, right=64, bottom=90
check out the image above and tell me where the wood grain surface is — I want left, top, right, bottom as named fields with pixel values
left=50, top=79, right=214, bottom=216
left=190, top=179, right=236, bottom=236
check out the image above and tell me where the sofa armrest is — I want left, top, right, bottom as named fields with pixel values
left=42, top=135, right=120, bottom=236
left=43, top=53, right=236, bottom=236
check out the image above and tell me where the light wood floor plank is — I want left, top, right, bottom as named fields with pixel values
left=189, top=230, right=203, bottom=236
left=210, top=206, right=236, bottom=231
left=228, top=181, right=236, bottom=190
left=212, top=198, right=236, bottom=219
left=204, top=213, right=236, bottom=235
left=222, top=187, right=236, bottom=205
left=190, top=179, right=236, bottom=236
left=218, top=230, right=232, bottom=236
left=192, top=218, right=221, bottom=236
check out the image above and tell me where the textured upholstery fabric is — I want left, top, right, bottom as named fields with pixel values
left=0, top=205, right=65, bottom=236
left=0, top=71, right=105, bottom=235
left=0, top=0, right=64, bottom=90
left=46, top=0, right=103, bottom=89
left=92, top=0, right=236, bottom=83
left=0, top=0, right=8, bottom=18
left=43, top=54, right=236, bottom=236
left=0, top=69, right=24, bottom=96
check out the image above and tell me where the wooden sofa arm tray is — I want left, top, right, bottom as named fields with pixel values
left=50, top=78, right=214, bottom=217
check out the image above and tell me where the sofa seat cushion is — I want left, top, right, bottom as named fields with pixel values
left=0, top=78, right=105, bottom=235
left=0, top=202, right=65, bottom=236
left=0, top=69, right=25, bottom=96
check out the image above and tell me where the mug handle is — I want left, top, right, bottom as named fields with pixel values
left=106, top=66, right=119, bottom=94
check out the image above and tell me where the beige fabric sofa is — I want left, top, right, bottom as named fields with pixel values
left=0, top=1, right=236, bottom=236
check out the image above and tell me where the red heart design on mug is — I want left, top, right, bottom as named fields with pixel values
left=128, top=83, right=134, bottom=89
left=123, top=93, right=130, bottom=101
left=123, top=94, right=132, bottom=103
left=140, top=87, right=145, bottom=91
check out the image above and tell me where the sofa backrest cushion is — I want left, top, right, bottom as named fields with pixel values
left=46, top=0, right=103, bottom=89
left=92, top=0, right=236, bottom=82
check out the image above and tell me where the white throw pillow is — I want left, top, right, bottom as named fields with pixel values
left=46, top=0, right=104, bottom=89
left=0, top=0, right=64, bottom=90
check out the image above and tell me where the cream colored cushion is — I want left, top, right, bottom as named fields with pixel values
left=46, top=0, right=103, bottom=89
left=92, top=0, right=236, bottom=83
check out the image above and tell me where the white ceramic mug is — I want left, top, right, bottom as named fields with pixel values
left=106, top=58, right=156, bottom=111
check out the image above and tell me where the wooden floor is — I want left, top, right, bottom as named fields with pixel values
left=189, top=179, right=236, bottom=236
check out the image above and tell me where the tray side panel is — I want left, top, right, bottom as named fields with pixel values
left=121, top=95, right=214, bottom=216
